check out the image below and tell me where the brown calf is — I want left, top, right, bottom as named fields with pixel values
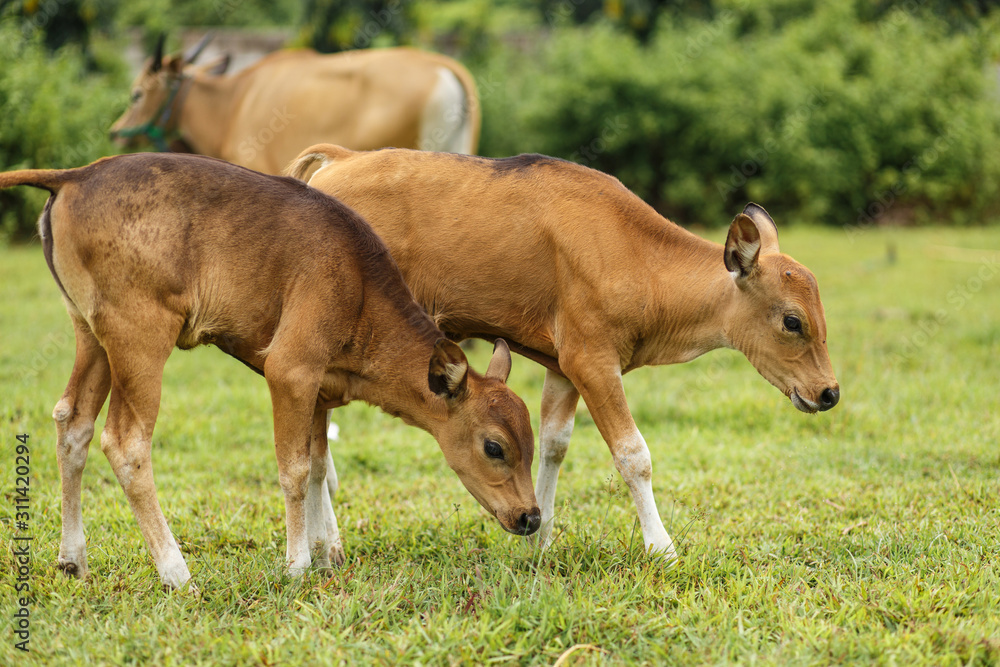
left=0, top=153, right=537, bottom=590
left=289, top=145, right=840, bottom=559
left=110, top=37, right=480, bottom=173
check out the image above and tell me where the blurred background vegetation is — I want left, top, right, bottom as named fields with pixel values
left=3, top=0, right=1000, bottom=240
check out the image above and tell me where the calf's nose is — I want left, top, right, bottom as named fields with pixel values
left=517, top=511, right=541, bottom=536
left=819, top=386, right=840, bottom=411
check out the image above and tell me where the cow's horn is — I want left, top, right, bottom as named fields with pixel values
left=150, top=33, right=165, bottom=72
left=184, top=32, right=214, bottom=64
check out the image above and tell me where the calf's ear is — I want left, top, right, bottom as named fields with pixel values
left=428, top=338, right=469, bottom=400
left=742, top=203, right=779, bottom=254
left=485, top=339, right=512, bottom=383
left=724, top=213, right=762, bottom=277
left=724, top=202, right=779, bottom=278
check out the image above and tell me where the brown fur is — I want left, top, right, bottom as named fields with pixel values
left=110, top=47, right=480, bottom=174
left=289, top=145, right=841, bottom=555
left=1, top=153, right=537, bottom=589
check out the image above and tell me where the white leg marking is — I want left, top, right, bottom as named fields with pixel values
left=306, top=445, right=344, bottom=568
left=419, top=67, right=471, bottom=154
left=157, top=542, right=193, bottom=590
left=533, top=370, right=579, bottom=549
left=322, top=411, right=344, bottom=564
left=305, top=455, right=330, bottom=568
left=534, top=419, right=573, bottom=548
left=54, top=399, right=92, bottom=577
left=100, top=428, right=193, bottom=588
left=280, top=462, right=312, bottom=577
left=284, top=503, right=311, bottom=578
left=326, top=411, right=340, bottom=499
left=613, top=428, right=676, bottom=559
left=324, top=446, right=340, bottom=498
left=318, top=476, right=344, bottom=566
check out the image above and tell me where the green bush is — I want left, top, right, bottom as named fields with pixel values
left=115, top=0, right=300, bottom=31
left=4, top=1, right=999, bottom=234
left=0, top=24, right=128, bottom=242
left=474, top=4, right=1000, bottom=226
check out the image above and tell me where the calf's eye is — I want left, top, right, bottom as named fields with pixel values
left=784, top=315, right=802, bottom=333
left=484, top=439, right=504, bottom=460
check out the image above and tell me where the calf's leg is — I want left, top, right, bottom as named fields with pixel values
left=532, top=369, right=579, bottom=549
left=306, top=407, right=344, bottom=568
left=325, top=412, right=340, bottom=501
left=265, top=358, right=323, bottom=577
left=54, top=318, right=111, bottom=579
left=99, top=325, right=192, bottom=589
left=560, top=349, right=677, bottom=560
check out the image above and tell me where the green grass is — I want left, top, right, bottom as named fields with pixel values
left=1, top=225, right=998, bottom=665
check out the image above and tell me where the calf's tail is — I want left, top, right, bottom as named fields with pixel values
left=284, top=144, right=353, bottom=183
left=0, top=167, right=80, bottom=297
left=0, top=168, right=73, bottom=193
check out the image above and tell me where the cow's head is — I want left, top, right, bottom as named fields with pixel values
left=427, top=338, right=540, bottom=535
left=109, top=34, right=229, bottom=150
left=724, top=203, right=840, bottom=413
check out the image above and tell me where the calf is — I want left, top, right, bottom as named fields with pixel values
left=289, top=145, right=840, bottom=559
left=0, top=153, right=538, bottom=590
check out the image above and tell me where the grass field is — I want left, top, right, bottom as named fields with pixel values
left=1, top=224, right=998, bottom=665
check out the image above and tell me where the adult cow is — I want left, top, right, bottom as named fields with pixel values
left=110, top=35, right=480, bottom=174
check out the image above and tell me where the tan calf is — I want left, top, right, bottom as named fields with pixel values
left=0, top=153, right=537, bottom=590
left=289, top=145, right=840, bottom=559
left=110, top=36, right=480, bottom=173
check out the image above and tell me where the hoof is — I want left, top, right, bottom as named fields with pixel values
left=287, top=562, right=310, bottom=578
left=648, top=544, right=679, bottom=564
left=57, top=558, right=87, bottom=579
left=330, top=545, right=346, bottom=567
left=163, top=580, right=200, bottom=596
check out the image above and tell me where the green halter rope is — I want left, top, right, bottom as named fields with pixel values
left=113, top=76, right=188, bottom=152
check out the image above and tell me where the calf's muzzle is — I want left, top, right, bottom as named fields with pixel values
left=517, top=511, right=542, bottom=536
left=818, top=386, right=840, bottom=411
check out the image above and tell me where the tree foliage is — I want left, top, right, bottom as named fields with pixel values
left=3, top=0, right=1000, bottom=240
left=0, top=21, right=127, bottom=241
left=474, top=3, right=1000, bottom=226
left=299, top=0, right=416, bottom=52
